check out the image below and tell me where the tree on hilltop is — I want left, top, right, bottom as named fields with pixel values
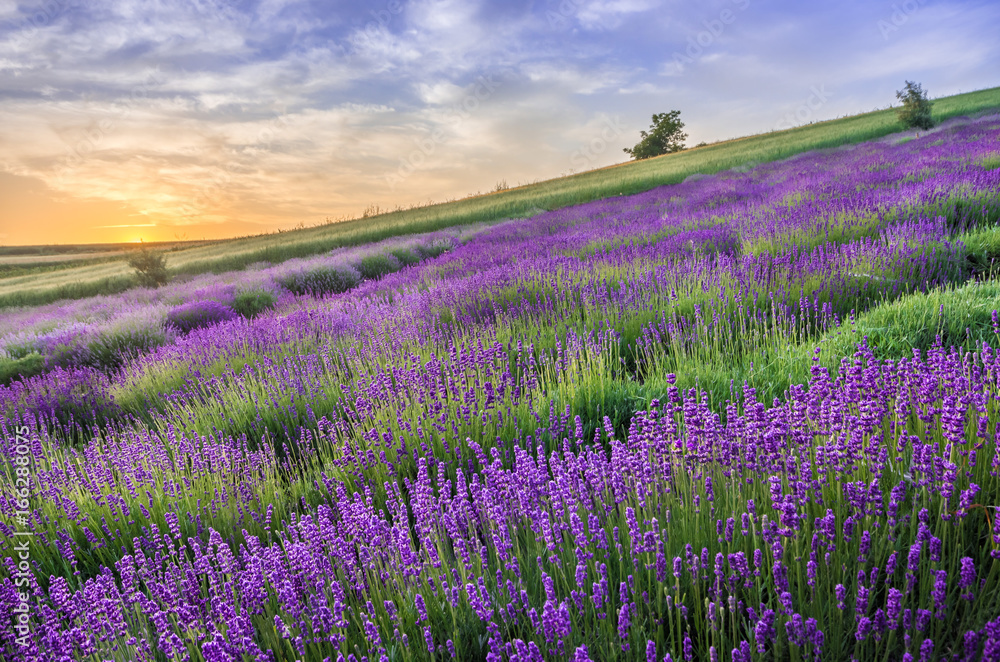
left=624, top=111, right=688, bottom=160
left=127, top=243, right=169, bottom=288
left=896, top=81, right=934, bottom=131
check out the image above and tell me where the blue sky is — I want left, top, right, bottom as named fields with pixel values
left=0, top=0, right=998, bottom=244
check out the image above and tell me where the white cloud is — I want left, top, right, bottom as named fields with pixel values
left=577, top=0, right=661, bottom=30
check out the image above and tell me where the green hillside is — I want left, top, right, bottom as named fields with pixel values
left=3, top=85, right=999, bottom=309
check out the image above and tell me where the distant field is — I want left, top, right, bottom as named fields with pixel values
left=3, top=85, right=999, bottom=309
left=0, top=252, right=122, bottom=265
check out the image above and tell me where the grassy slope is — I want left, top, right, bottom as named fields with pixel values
left=3, top=86, right=999, bottom=309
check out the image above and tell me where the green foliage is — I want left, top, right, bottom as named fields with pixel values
left=276, top=265, right=361, bottom=297
left=4, top=339, right=40, bottom=360
left=978, top=153, right=1000, bottom=170
left=356, top=253, right=402, bottom=280
left=960, top=225, right=1000, bottom=276
left=165, top=300, right=237, bottom=334
left=126, top=245, right=169, bottom=288
left=415, top=240, right=452, bottom=259
left=232, top=288, right=277, bottom=318
left=0, top=352, right=45, bottom=385
left=896, top=80, right=934, bottom=131
left=388, top=247, right=422, bottom=266
left=85, top=327, right=167, bottom=371
left=623, top=110, right=688, bottom=160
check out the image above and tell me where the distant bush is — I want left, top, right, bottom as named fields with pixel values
left=86, top=327, right=167, bottom=371
left=356, top=253, right=402, bottom=280
left=389, top=247, right=422, bottom=266
left=126, top=245, right=170, bottom=288
left=276, top=265, right=361, bottom=297
left=0, top=353, right=45, bottom=385
left=165, top=300, right=237, bottom=333
left=896, top=80, right=934, bottom=131
left=232, top=288, right=277, bottom=318
left=415, top=240, right=452, bottom=259
left=3, top=339, right=40, bottom=361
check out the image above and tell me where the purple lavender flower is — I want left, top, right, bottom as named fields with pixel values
left=920, top=638, right=934, bottom=662
left=959, top=557, right=976, bottom=599
left=415, top=593, right=428, bottom=622
left=617, top=603, right=632, bottom=639
left=856, top=616, right=872, bottom=641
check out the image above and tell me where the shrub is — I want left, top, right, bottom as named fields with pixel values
left=165, top=300, right=237, bottom=333
left=232, top=288, right=277, bottom=318
left=0, top=353, right=45, bottom=385
left=356, top=253, right=402, bottom=280
left=86, top=327, right=167, bottom=371
left=415, top=239, right=453, bottom=259
left=3, top=339, right=40, bottom=360
left=276, top=265, right=361, bottom=297
left=389, top=247, right=422, bottom=266
left=126, top=245, right=170, bottom=288
left=895, top=80, right=934, bottom=131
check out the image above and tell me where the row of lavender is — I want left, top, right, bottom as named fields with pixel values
left=0, top=228, right=470, bottom=383
left=0, top=116, right=999, bottom=659
left=3, top=340, right=1000, bottom=660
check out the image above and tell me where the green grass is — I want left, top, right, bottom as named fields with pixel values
left=978, top=152, right=1000, bottom=170
left=3, top=86, right=999, bottom=310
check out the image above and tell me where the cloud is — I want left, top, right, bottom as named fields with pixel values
left=576, top=0, right=662, bottom=30
left=0, top=0, right=997, bottom=243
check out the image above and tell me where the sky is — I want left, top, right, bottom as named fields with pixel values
left=0, top=0, right=998, bottom=245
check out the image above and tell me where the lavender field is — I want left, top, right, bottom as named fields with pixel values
left=4, top=115, right=1000, bottom=661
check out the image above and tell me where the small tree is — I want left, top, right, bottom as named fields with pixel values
left=896, top=81, right=934, bottom=131
left=624, top=111, right=688, bottom=160
left=126, top=244, right=169, bottom=288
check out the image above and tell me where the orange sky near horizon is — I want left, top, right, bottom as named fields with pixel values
left=0, top=170, right=291, bottom=246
